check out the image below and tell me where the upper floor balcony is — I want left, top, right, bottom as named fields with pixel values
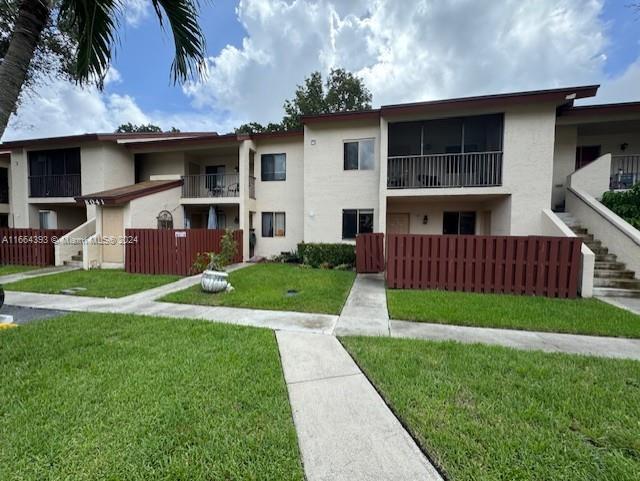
left=388, top=151, right=503, bottom=189
left=387, top=113, right=503, bottom=190
left=28, top=147, right=81, bottom=198
left=181, top=173, right=256, bottom=199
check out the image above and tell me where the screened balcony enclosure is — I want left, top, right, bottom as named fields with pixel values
left=28, top=147, right=81, bottom=197
left=387, top=114, right=504, bottom=189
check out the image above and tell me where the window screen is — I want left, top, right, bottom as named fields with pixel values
left=262, top=212, right=274, bottom=237
left=344, top=142, right=359, bottom=170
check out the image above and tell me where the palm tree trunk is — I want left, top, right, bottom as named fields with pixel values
left=0, top=0, right=52, bottom=140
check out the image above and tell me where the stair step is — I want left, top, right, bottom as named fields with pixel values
left=71, top=255, right=83, bottom=261
left=594, top=261, right=626, bottom=270
left=590, top=246, right=609, bottom=255
left=584, top=239, right=602, bottom=249
left=593, top=278, right=640, bottom=289
left=576, top=233, right=594, bottom=241
left=63, top=260, right=82, bottom=268
left=593, top=287, right=640, bottom=298
left=596, top=253, right=618, bottom=262
left=594, top=269, right=636, bottom=279
left=571, top=227, right=588, bottom=235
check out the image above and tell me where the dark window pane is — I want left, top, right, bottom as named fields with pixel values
left=423, top=118, right=463, bottom=154
left=463, top=114, right=503, bottom=152
left=443, top=212, right=459, bottom=235
left=389, top=121, right=422, bottom=156
left=344, top=142, right=359, bottom=170
left=459, top=212, right=476, bottom=235
left=262, top=212, right=274, bottom=237
left=342, top=209, right=357, bottom=239
left=261, top=153, right=286, bottom=181
left=359, top=210, right=374, bottom=234
left=261, top=155, right=274, bottom=181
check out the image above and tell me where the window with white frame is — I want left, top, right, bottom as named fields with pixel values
left=342, top=209, right=374, bottom=239
left=262, top=212, right=286, bottom=237
left=343, top=139, right=375, bottom=170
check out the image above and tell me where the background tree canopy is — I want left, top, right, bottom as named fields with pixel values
left=235, top=68, right=372, bottom=134
left=115, top=123, right=180, bottom=133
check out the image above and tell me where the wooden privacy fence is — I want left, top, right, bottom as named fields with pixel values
left=0, top=228, right=69, bottom=266
left=386, top=234, right=582, bottom=298
left=356, top=233, right=385, bottom=273
left=125, top=228, right=243, bottom=276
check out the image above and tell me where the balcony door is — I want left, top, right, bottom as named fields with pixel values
left=443, top=211, right=476, bottom=235
left=205, top=165, right=225, bottom=193
left=575, top=145, right=601, bottom=170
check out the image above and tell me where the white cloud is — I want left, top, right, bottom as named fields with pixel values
left=122, top=0, right=151, bottom=27
left=4, top=0, right=639, bottom=141
left=583, top=59, right=640, bottom=104
left=185, top=0, right=614, bottom=124
left=3, top=68, right=228, bottom=141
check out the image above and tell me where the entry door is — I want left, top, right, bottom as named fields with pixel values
left=205, top=165, right=225, bottom=190
left=575, top=145, right=601, bottom=170
left=387, top=213, right=410, bottom=234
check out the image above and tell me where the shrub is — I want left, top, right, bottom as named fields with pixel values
left=191, top=229, right=239, bottom=273
left=601, top=184, right=640, bottom=229
left=297, top=242, right=355, bottom=268
left=271, top=250, right=300, bottom=264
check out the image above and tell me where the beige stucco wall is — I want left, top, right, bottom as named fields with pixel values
left=137, top=151, right=186, bottom=181
left=304, top=120, right=381, bottom=244
left=386, top=197, right=508, bottom=235
left=577, top=132, right=640, bottom=156
left=81, top=142, right=134, bottom=219
left=552, top=125, right=578, bottom=209
left=125, top=186, right=183, bottom=229
left=501, top=103, right=557, bottom=235
left=253, top=137, right=304, bottom=257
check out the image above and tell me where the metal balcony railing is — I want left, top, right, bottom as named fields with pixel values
left=182, top=173, right=240, bottom=198
left=610, top=154, right=640, bottom=190
left=387, top=151, right=503, bottom=189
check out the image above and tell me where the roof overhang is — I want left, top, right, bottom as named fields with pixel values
left=557, top=101, right=640, bottom=121
left=381, top=85, right=599, bottom=117
left=76, top=179, right=183, bottom=206
left=0, top=131, right=217, bottom=150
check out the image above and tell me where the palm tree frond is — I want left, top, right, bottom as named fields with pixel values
left=151, top=0, right=207, bottom=84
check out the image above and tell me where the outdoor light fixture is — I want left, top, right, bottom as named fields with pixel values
left=621, top=142, right=629, bottom=151
left=423, top=215, right=428, bottom=225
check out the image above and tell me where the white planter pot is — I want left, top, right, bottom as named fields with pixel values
left=201, top=270, right=229, bottom=293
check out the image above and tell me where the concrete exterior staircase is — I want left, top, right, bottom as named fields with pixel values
left=556, top=213, right=640, bottom=298
left=64, top=250, right=83, bottom=268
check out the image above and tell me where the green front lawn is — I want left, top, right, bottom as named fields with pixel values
left=0, top=264, right=38, bottom=276
left=0, top=313, right=304, bottom=481
left=387, top=289, right=640, bottom=338
left=3, top=269, right=180, bottom=298
left=342, top=336, right=640, bottom=481
left=161, top=263, right=355, bottom=314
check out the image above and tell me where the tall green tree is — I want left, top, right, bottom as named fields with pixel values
left=236, top=68, right=372, bottom=133
left=282, top=68, right=372, bottom=130
left=0, top=0, right=207, bottom=140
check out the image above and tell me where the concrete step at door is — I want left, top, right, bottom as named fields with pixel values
left=594, top=269, right=636, bottom=279
left=593, top=287, right=640, bottom=298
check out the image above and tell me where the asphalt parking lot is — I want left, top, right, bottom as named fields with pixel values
left=0, top=305, right=68, bottom=325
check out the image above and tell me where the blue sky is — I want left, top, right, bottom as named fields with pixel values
left=5, top=0, right=640, bottom=140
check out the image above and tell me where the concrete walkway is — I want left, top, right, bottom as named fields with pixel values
left=598, top=296, right=640, bottom=315
left=0, top=265, right=78, bottom=285
left=391, top=320, right=640, bottom=361
left=277, top=331, right=442, bottom=481
left=334, top=273, right=389, bottom=336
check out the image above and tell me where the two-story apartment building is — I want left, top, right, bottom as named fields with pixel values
left=1, top=84, right=638, bottom=285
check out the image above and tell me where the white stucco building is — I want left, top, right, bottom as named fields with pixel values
left=1, top=84, right=639, bottom=296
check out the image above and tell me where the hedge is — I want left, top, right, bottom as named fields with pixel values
left=601, top=184, right=640, bottom=229
left=297, top=242, right=356, bottom=268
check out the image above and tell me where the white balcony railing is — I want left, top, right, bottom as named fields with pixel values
left=181, top=173, right=256, bottom=199
left=387, top=151, right=503, bottom=189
